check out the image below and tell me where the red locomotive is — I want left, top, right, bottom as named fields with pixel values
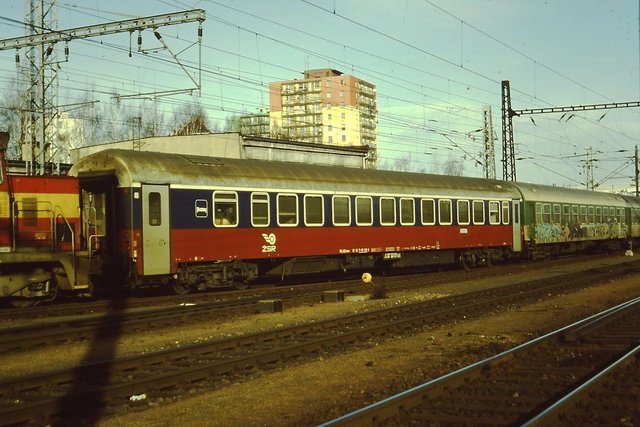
left=0, top=132, right=103, bottom=306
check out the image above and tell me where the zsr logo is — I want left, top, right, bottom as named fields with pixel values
left=261, top=233, right=277, bottom=253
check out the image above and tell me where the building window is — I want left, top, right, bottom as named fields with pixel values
left=326, top=92, right=331, bottom=99
left=328, top=113, right=332, bottom=120
left=341, top=135, right=346, bottom=142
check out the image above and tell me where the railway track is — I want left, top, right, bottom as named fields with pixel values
left=321, top=296, right=640, bottom=426
left=0, top=260, right=638, bottom=425
left=0, top=254, right=617, bottom=353
left=0, top=252, right=606, bottom=324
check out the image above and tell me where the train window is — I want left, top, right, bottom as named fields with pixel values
left=304, top=195, right=324, bottom=226
left=332, top=195, right=351, bottom=226
left=356, top=196, right=373, bottom=226
left=588, top=206, right=595, bottom=223
left=148, top=192, right=162, bottom=226
left=213, top=192, right=238, bottom=227
left=502, top=201, right=510, bottom=225
left=380, top=197, right=396, bottom=225
left=439, top=199, right=452, bottom=225
left=400, top=198, right=415, bottom=225
left=618, top=208, right=624, bottom=224
left=610, top=207, right=617, bottom=223
left=421, top=199, right=435, bottom=225
left=457, top=200, right=470, bottom=225
left=579, top=206, right=587, bottom=223
left=472, top=200, right=484, bottom=224
left=542, top=204, right=551, bottom=224
left=595, top=207, right=602, bottom=223
left=562, top=205, right=570, bottom=225
left=251, top=193, right=270, bottom=227
left=489, top=201, right=500, bottom=225
left=572, top=205, right=579, bottom=223
left=535, top=203, right=542, bottom=224
left=603, top=207, right=609, bottom=222
left=552, top=204, right=561, bottom=224
left=277, top=194, right=298, bottom=226
left=195, top=199, right=208, bottom=219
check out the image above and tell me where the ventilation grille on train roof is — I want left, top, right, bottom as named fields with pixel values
left=180, top=154, right=225, bottom=167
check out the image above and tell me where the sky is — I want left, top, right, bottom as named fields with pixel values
left=0, top=0, right=639, bottom=190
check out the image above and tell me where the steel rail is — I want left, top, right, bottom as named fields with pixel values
left=320, top=296, right=640, bottom=426
left=0, top=262, right=637, bottom=425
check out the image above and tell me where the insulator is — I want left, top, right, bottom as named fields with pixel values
left=64, top=44, right=69, bottom=58
left=15, top=51, right=19, bottom=63
left=198, top=27, right=203, bottom=38
left=46, top=45, right=53, bottom=56
left=138, top=33, right=142, bottom=47
left=154, top=30, right=162, bottom=40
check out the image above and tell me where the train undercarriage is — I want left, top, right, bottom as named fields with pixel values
left=126, top=246, right=518, bottom=295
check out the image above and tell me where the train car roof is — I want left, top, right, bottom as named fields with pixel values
left=513, top=181, right=629, bottom=206
left=69, top=149, right=521, bottom=198
left=618, top=194, right=640, bottom=209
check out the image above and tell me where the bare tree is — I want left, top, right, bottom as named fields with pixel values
left=223, top=115, right=242, bottom=132
left=171, top=101, right=211, bottom=135
left=139, top=99, right=166, bottom=138
left=440, top=155, right=464, bottom=176
left=0, top=78, right=22, bottom=158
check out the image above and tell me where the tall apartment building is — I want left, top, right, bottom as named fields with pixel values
left=267, top=69, right=377, bottom=167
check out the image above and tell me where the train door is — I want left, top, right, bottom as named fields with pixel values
left=512, top=200, right=522, bottom=252
left=142, top=184, right=170, bottom=275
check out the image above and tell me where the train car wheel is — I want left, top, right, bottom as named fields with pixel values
left=232, top=277, right=250, bottom=290
left=170, top=280, right=191, bottom=295
left=8, top=298, right=38, bottom=308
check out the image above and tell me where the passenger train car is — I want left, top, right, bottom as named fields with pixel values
left=1, top=135, right=638, bottom=304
